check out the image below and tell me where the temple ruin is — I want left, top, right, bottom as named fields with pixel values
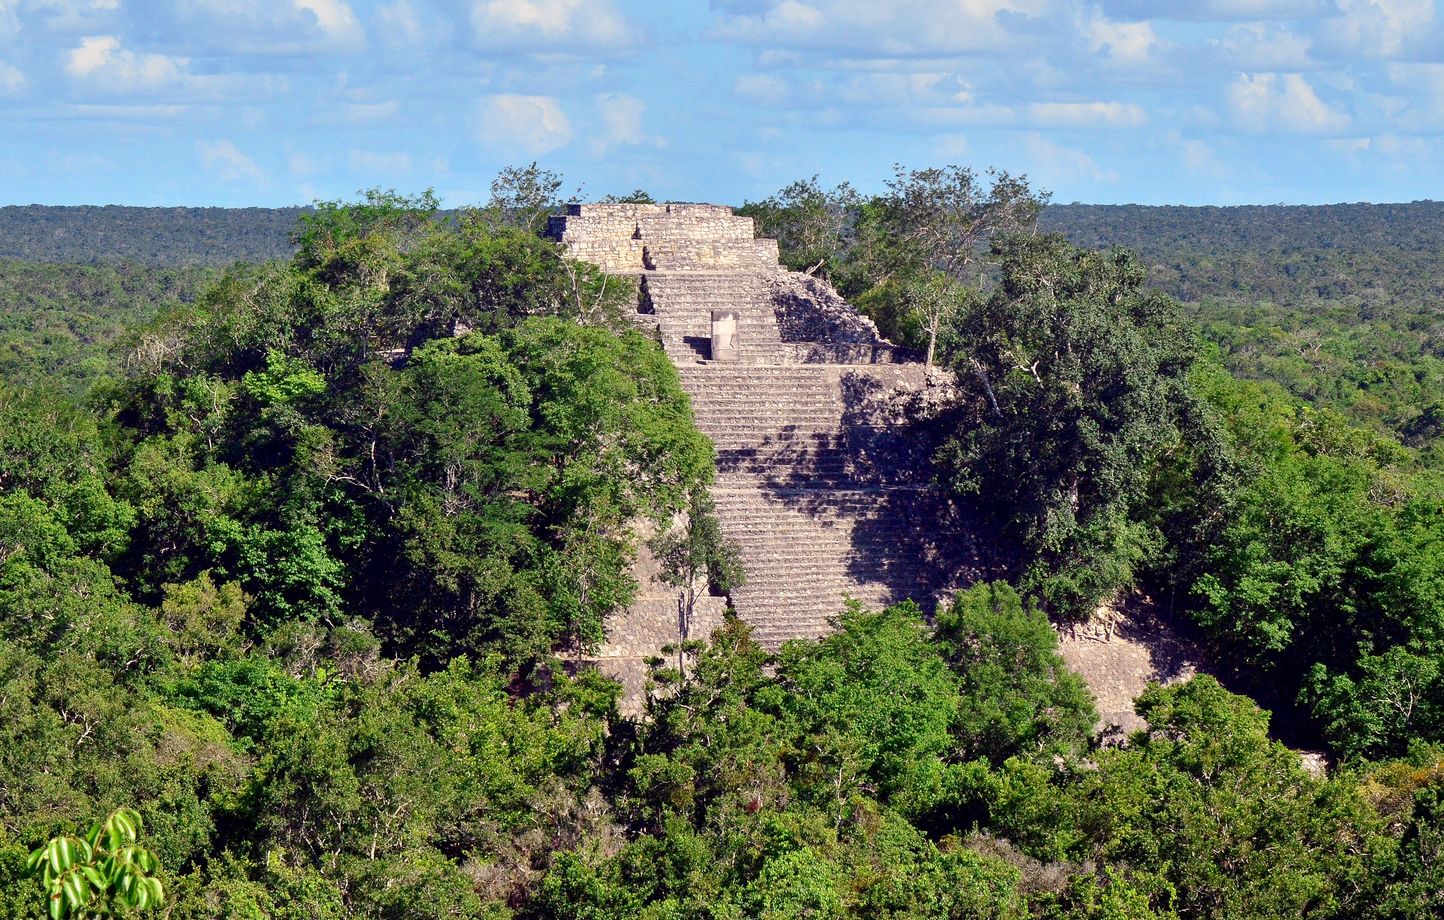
left=546, top=203, right=983, bottom=689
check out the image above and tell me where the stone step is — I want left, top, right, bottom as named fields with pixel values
left=643, top=239, right=780, bottom=272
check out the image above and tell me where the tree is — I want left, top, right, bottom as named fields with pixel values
left=939, top=235, right=1210, bottom=617
left=486, top=162, right=567, bottom=233
left=650, top=485, right=745, bottom=672
left=904, top=271, right=969, bottom=375
left=872, top=165, right=1047, bottom=373
left=738, top=176, right=861, bottom=278
left=933, top=582, right=1097, bottom=762
left=1072, top=677, right=1388, bottom=919
left=26, top=808, right=165, bottom=918
left=599, top=189, right=656, bottom=204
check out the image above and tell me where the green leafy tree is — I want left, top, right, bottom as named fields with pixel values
left=867, top=165, right=1046, bottom=368
left=904, top=271, right=969, bottom=375
left=939, top=235, right=1212, bottom=616
left=738, top=176, right=861, bottom=277
left=650, top=485, right=745, bottom=670
left=486, top=162, right=567, bottom=233
left=26, top=808, right=164, bottom=919
left=934, top=582, right=1097, bottom=762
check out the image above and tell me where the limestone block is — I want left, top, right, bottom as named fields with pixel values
left=710, top=310, right=740, bottom=362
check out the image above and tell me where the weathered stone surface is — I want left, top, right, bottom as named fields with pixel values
left=549, top=204, right=978, bottom=675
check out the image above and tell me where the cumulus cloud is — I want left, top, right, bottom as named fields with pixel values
left=64, top=35, right=191, bottom=92
left=0, top=0, right=17, bottom=39
left=1328, top=131, right=1438, bottom=158
left=313, top=99, right=401, bottom=126
left=1215, top=22, right=1315, bottom=70
left=708, top=0, right=1051, bottom=57
left=0, top=60, right=24, bottom=95
left=198, top=139, right=266, bottom=183
left=470, top=0, right=637, bottom=53
left=1029, top=101, right=1148, bottom=127
left=1164, top=130, right=1228, bottom=177
left=1228, top=72, right=1351, bottom=132
left=1318, top=0, right=1435, bottom=59
left=1387, top=61, right=1444, bottom=126
left=591, top=92, right=650, bottom=153
left=294, top=0, right=364, bottom=47
left=1022, top=132, right=1118, bottom=184
left=1083, top=14, right=1162, bottom=65
left=476, top=93, right=572, bottom=155
left=288, top=151, right=319, bottom=177
left=19, top=0, right=122, bottom=33
left=377, top=0, right=441, bottom=47
left=1100, top=0, right=1330, bottom=20
left=168, top=0, right=367, bottom=54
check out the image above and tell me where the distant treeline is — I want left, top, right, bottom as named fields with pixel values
left=1041, top=200, right=1444, bottom=307
left=0, top=205, right=305, bottom=265
left=6, top=201, right=1443, bottom=296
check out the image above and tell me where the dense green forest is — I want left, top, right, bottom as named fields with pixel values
left=1042, top=202, right=1444, bottom=455
left=0, top=206, right=302, bottom=266
left=1, top=178, right=1442, bottom=918
left=0, top=261, right=216, bottom=394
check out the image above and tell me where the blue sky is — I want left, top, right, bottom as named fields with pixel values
left=1, top=0, right=1442, bottom=207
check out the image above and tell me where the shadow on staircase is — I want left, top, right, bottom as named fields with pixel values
left=714, top=370, right=1005, bottom=619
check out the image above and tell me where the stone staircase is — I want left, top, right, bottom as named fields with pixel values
left=678, top=362, right=966, bottom=644
left=640, top=273, right=784, bottom=364
left=547, top=203, right=978, bottom=659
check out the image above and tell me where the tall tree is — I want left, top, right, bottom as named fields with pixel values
left=939, top=234, right=1213, bottom=617
left=869, top=166, right=1046, bottom=372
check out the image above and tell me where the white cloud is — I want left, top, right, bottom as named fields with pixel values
left=1022, top=132, right=1117, bottom=184
left=292, top=0, right=365, bottom=48
left=198, top=139, right=266, bottom=183
left=1100, top=0, right=1329, bottom=20
left=0, top=0, right=19, bottom=39
left=377, top=0, right=434, bottom=47
left=20, top=0, right=121, bottom=32
left=313, top=99, right=401, bottom=126
left=1164, top=130, right=1228, bottom=177
left=935, top=135, right=972, bottom=160
left=735, top=69, right=979, bottom=114
left=476, top=93, right=572, bottom=155
left=1083, top=14, right=1162, bottom=65
left=1029, top=101, right=1148, bottom=127
left=592, top=92, right=648, bottom=153
left=349, top=149, right=413, bottom=174
left=0, top=60, right=24, bottom=95
left=288, top=151, right=319, bottom=177
left=173, top=0, right=367, bottom=54
left=1318, top=0, right=1436, bottom=58
left=1386, top=62, right=1444, bottom=126
left=63, top=102, right=189, bottom=119
left=470, top=0, right=637, bottom=52
left=709, top=0, right=1052, bottom=57
left=734, top=72, right=792, bottom=105
left=294, top=0, right=363, bottom=44
left=1228, top=72, right=1351, bottom=132
left=1215, top=22, right=1315, bottom=70
left=64, top=35, right=191, bottom=92
left=1327, top=131, right=1438, bottom=157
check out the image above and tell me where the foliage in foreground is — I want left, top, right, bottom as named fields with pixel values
left=27, top=809, right=165, bottom=918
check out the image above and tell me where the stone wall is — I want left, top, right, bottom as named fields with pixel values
left=546, top=203, right=765, bottom=273
left=772, top=273, right=884, bottom=344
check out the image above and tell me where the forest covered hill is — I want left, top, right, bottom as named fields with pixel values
left=0, top=205, right=304, bottom=265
